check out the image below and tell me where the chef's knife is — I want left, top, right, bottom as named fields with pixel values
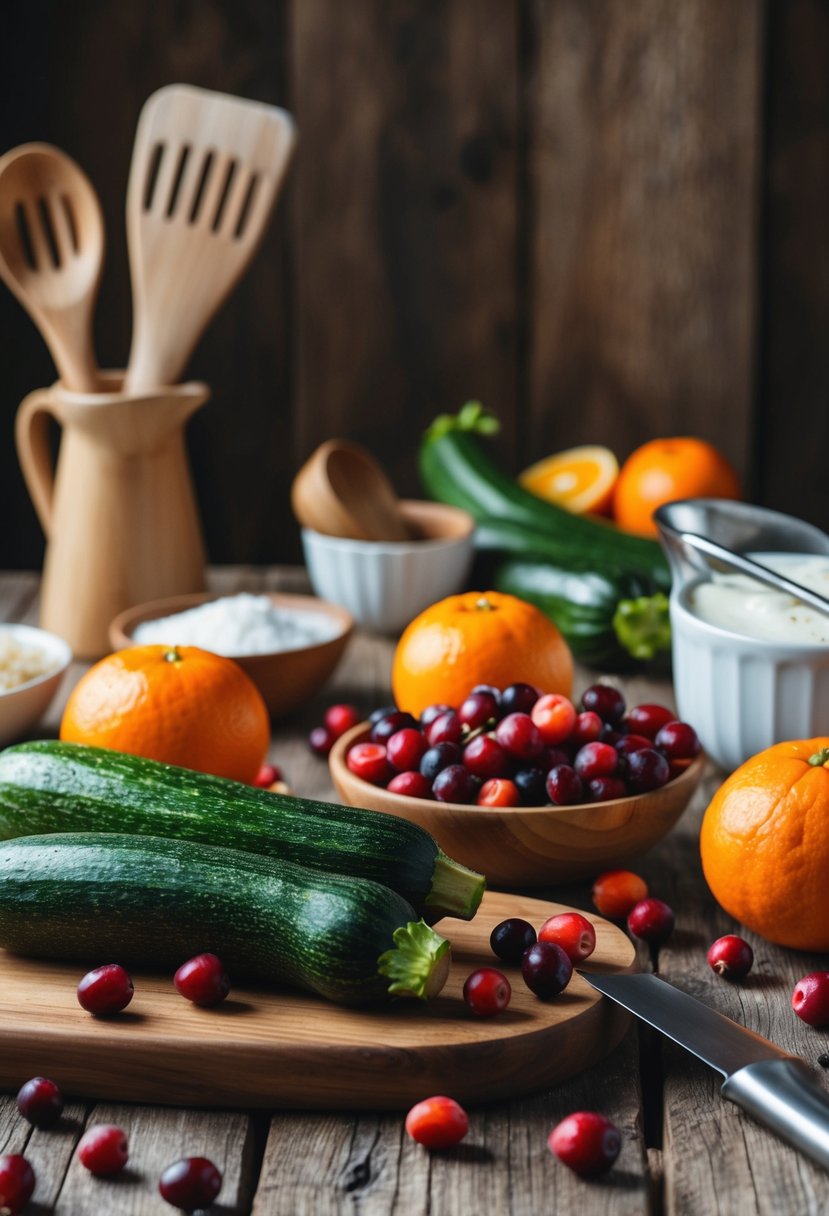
left=580, top=970, right=829, bottom=1171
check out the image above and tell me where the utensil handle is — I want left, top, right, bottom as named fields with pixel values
left=14, top=388, right=60, bottom=536
left=722, top=1058, right=829, bottom=1170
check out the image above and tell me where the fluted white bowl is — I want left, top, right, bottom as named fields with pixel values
left=0, top=624, right=72, bottom=747
left=301, top=500, right=475, bottom=634
left=671, top=579, right=829, bottom=771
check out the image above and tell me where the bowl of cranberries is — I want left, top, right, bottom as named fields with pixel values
left=328, top=682, right=705, bottom=887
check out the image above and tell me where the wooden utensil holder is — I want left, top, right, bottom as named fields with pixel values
left=15, top=372, right=208, bottom=658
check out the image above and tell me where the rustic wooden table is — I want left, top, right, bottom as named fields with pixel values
left=1, top=568, right=828, bottom=1215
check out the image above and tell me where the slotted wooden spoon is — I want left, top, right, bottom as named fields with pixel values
left=124, top=84, right=295, bottom=394
left=0, top=143, right=104, bottom=391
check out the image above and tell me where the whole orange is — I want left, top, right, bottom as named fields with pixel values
left=391, top=591, right=573, bottom=718
left=700, top=739, right=829, bottom=950
left=613, top=437, right=741, bottom=537
left=60, top=645, right=270, bottom=783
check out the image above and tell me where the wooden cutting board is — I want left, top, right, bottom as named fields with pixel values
left=0, top=892, right=635, bottom=1110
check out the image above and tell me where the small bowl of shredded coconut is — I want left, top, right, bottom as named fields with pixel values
left=0, top=624, right=73, bottom=746
left=110, top=592, right=353, bottom=718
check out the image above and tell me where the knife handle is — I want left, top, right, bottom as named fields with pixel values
left=722, top=1058, right=829, bottom=1170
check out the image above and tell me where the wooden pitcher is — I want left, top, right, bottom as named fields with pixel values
left=15, top=372, right=208, bottom=658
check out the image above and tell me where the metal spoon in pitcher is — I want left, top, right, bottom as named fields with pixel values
left=679, top=532, right=829, bottom=621
left=0, top=143, right=104, bottom=391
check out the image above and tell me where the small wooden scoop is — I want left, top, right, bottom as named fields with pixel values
left=124, top=84, right=295, bottom=394
left=291, top=440, right=413, bottom=542
left=0, top=143, right=104, bottom=391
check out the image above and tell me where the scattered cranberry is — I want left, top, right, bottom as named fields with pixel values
left=252, top=762, right=282, bottom=788
left=538, top=912, right=597, bottom=963
left=707, top=935, right=753, bottom=981
left=586, top=776, right=628, bottom=802
left=549, top=1111, right=622, bottom=1176
left=490, top=918, right=537, bottom=964
left=77, top=964, right=134, bottom=1015
left=592, top=870, right=649, bottom=918
left=405, top=1096, right=469, bottom=1149
left=624, top=747, right=670, bottom=793
left=424, top=710, right=462, bottom=747
left=370, top=710, right=417, bottom=743
left=159, top=1157, right=223, bottom=1212
left=388, top=771, right=432, bottom=798
left=792, top=973, right=829, bottom=1027
left=574, top=741, right=619, bottom=781
left=324, top=703, right=361, bottom=739
left=0, top=1155, right=35, bottom=1214
left=458, top=690, right=499, bottom=730
left=654, top=720, right=702, bottom=760
left=420, top=702, right=453, bottom=728
left=174, top=953, right=230, bottom=1007
left=581, top=684, right=626, bottom=724
left=500, top=683, right=539, bottom=715
left=477, top=777, right=520, bottom=807
left=627, top=898, right=675, bottom=946
left=77, top=1124, right=129, bottom=1176
left=346, top=741, right=390, bottom=785
left=463, top=967, right=512, bottom=1016
left=570, top=711, right=603, bottom=747
left=420, top=742, right=461, bottom=780
left=531, top=694, right=577, bottom=745
left=521, top=941, right=573, bottom=999
left=463, top=734, right=509, bottom=780
left=495, top=712, right=544, bottom=761
left=308, top=725, right=335, bottom=757
left=386, top=727, right=428, bottom=772
left=545, top=764, right=583, bottom=806
left=16, top=1076, right=64, bottom=1127
left=623, top=703, right=675, bottom=739
left=432, top=764, right=476, bottom=804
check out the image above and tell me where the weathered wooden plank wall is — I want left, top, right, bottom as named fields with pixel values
left=0, top=0, right=826, bottom=574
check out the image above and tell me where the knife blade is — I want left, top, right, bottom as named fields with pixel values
left=579, top=970, right=829, bottom=1171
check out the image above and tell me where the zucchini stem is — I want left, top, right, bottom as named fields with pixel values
left=424, top=853, right=486, bottom=922
left=424, top=401, right=501, bottom=442
left=612, top=593, right=671, bottom=660
left=377, top=920, right=452, bottom=1000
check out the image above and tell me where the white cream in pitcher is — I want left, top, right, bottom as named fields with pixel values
left=689, top=552, right=829, bottom=645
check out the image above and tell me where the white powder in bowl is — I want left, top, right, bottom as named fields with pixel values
left=0, top=630, right=59, bottom=692
left=132, top=594, right=341, bottom=656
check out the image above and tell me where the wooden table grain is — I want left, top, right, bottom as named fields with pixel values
left=1, top=568, right=828, bottom=1215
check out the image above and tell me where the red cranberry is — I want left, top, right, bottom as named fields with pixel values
left=500, top=682, right=540, bottom=715
left=791, top=973, right=829, bottom=1027
left=570, top=711, right=603, bottom=746
left=419, top=702, right=453, bottom=728
left=586, top=776, right=628, bottom=802
left=77, top=964, right=134, bottom=1015
left=495, top=712, right=543, bottom=760
left=707, top=935, right=754, bottom=981
left=463, top=734, right=509, bottom=780
left=308, top=725, right=335, bottom=756
left=654, top=720, right=702, bottom=760
left=463, top=967, right=512, bottom=1016
left=174, top=953, right=230, bottom=1006
left=386, top=727, right=428, bottom=772
left=477, top=777, right=520, bottom=806
left=521, top=941, right=573, bottom=999
left=627, top=898, right=674, bottom=945
left=420, top=742, right=461, bottom=780
left=346, top=741, right=390, bottom=785
left=369, top=703, right=397, bottom=725
left=458, top=690, right=499, bottom=730
left=538, top=912, right=597, bottom=962
left=405, top=1096, right=469, bottom=1149
left=623, top=703, right=675, bottom=739
left=490, top=918, right=537, bottom=964
left=424, top=710, right=462, bottom=747
left=387, top=771, right=432, bottom=798
left=252, top=762, right=282, bottom=787
left=545, top=764, right=584, bottom=806
left=159, top=1157, right=222, bottom=1212
left=77, top=1124, right=129, bottom=1176
left=471, top=683, right=502, bottom=702
left=574, top=741, right=619, bottom=780
left=549, top=1111, right=621, bottom=1176
left=615, top=733, right=654, bottom=756
left=624, top=747, right=671, bottom=792
left=16, top=1076, right=64, bottom=1127
left=581, top=684, right=626, bottom=724
left=371, top=710, right=417, bottom=743
left=432, top=764, right=476, bottom=804
left=592, top=870, right=648, bottom=919
left=0, top=1155, right=35, bottom=1214
left=324, top=703, right=361, bottom=739
left=531, top=693, right=577, bottom=744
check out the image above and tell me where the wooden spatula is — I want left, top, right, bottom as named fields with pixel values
left=124, top=84, right=295, bottom=394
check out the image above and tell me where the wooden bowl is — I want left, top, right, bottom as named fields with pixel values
left=110, top=592, right=353, bottom=719
left=329, top=724, right=706, bottom=888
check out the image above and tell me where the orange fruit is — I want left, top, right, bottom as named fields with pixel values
left=700, top=739, right=829, bottom=950
left=60, top=645, right=270, bottom=783
left=612, top=437, right=741, bottom=537
left=391, top=590, right=573, bottom=718
left=519, top=445, right=619, bottom=516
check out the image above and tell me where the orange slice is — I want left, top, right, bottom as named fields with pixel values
left=519, top=445, right=619, bottom=516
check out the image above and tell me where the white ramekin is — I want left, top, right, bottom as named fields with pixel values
left=670, top=579, right=829, bottom=772
left=301, top=500, right=475, bottom=634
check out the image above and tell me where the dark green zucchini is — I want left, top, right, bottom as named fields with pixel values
left=419, top=402, right=671, bottom=591
left=0, top=833, right=451, bottom=1005
left=0, top=742, right=484, bottom=922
